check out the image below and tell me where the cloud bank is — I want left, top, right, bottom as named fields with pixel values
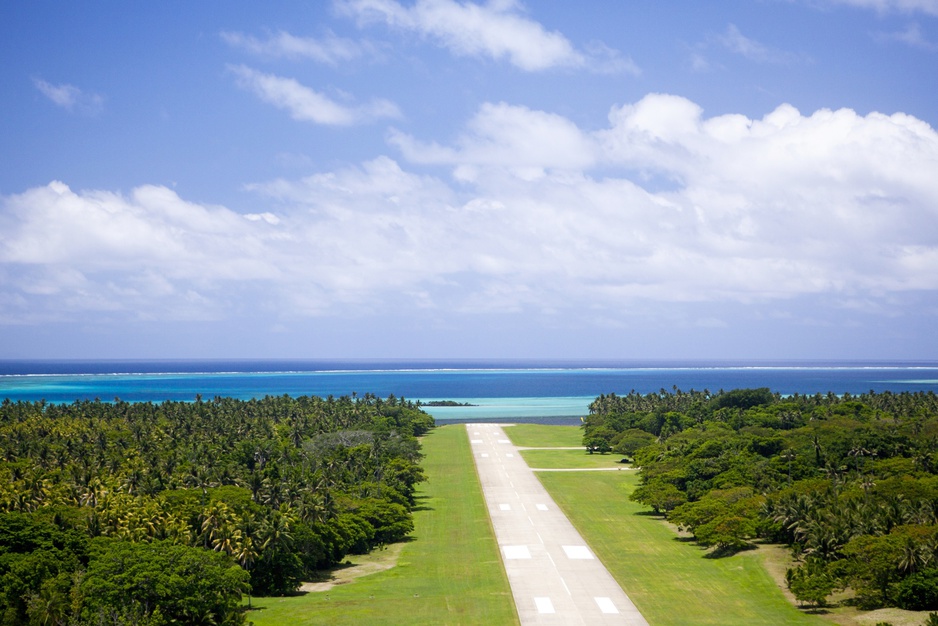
left=3, top=94, right=936, bottom=327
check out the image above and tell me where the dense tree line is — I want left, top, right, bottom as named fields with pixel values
left=584, top=387, right=938, bottom=610
left=0, top=393, right=433, bottom=625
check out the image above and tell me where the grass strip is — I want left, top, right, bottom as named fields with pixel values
left=537, top=470, right=826, bottom=626
left=247, top=425, right=518, bottom=625
left=520, top=448, right=631, bottom=470
left=503, top=423, right=582, bottom=447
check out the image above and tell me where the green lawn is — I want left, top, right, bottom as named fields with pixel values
left=537, top=470, right=826, bottom=626
left=503, top=423, right=582, bottom=447
left=246, top=425, right=517, bottom=625
left=520, top=448, right=631, bottom=469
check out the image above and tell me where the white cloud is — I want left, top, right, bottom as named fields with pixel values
left=716, top=24, right=801, bottom=64
left=825, top=0, right=938, bottom=16
left=229, top=65, right=400, bottom=125
left=337, top=0, right=639, bottom=73
left=33, top=78, right=104, bottom=115
left=388, top=101, right=598, bottom=180
left=221, top=30, right=370, bottom=64
left=875, top=22, right=938, bottom=49
left=3, top=95, right=937, bottom=325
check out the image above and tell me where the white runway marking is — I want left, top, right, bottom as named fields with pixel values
left=534, top=597, right=555, bottom=614
left=481, top=453, right=489, bottom=458
left=471, top=439, right=483, bottom=443
left=595, top=597, right=619, bottom=614
left=535, top=503, right=548, bottom=511
left=498, top=439, right=511, bottom=444
left=506, top=453, right=514, bottom=457
left=562, top=545, right=594, bottom=560
left=499, top=503, right=511, bottom=511
left=473, top=432, right=480, bottom=435
left=560, top=577, right=571, bottom=595
left=503, top=545, right=531, bottom=559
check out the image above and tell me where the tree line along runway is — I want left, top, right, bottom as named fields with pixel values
left=467, top=423, right=649, bottom=625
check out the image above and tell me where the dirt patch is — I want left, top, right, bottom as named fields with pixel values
left=299, top=542, right=405, bottom=593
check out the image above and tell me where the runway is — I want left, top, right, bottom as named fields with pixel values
left=467, top=423, right=649, bottom=625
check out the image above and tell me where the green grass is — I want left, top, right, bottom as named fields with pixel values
left=537, top=470, right=826, bottom=626
left=503, top=423, right=582, bottom=447
left=520, top=448, right=631, bottom=470
left=246, top=425, right=518, bottom=625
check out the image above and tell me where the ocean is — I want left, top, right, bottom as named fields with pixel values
left=2, top=359, right=938, bottom=423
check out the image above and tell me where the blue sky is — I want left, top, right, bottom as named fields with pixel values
left=2, top=0, right=938, bottom=360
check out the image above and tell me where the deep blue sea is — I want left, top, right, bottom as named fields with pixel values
left=3, top=360, right=938, bottom=423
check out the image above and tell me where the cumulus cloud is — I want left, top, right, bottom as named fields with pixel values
left=0, top=182, right=286, bottom=320
left=336, top=0, right=639, bottom=73
left=221, top=30, right=371, bottom=64
left=229, top=65, right=400, bottom=125
left=2, top=95, right=937, bottom=325
left=388, top=101, right=598, bottom=180
left=33, top=78, right=104, bottom=115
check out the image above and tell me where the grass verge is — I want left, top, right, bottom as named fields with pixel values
left=503, top=423, right=582, bottom=447
left=520, top=448, right=631, bottom=470
left=246, top=425, right=517, bottom=625
left=537, top=470, right=826, bottom=626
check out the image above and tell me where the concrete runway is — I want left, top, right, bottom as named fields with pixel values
left=468, top=423, right=649, bottom=625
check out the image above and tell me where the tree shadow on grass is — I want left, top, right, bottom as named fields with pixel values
left=412, top=495, right=434, bottom=512
left=703, top=543, right=758, bottom=559
left=802, top=607, right=831, bottom=615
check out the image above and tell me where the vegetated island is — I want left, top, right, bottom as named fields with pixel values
left=8, top=387, right=938, bottom=624
left=582, top=387, right=938, bottom=615
left=419, top=400, right=477, bottom=407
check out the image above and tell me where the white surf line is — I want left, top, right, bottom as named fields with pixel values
left=467, top=423, right=649, bottom=625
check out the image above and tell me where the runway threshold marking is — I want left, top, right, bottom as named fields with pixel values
left=595, top=597, right=619, bottom=614
left=562, top=545, right=594, bottom=560
left=534, top=597, right=555, bottom=614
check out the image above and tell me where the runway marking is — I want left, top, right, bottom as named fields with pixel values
left=471, top=439, right=483, bottom=444
left=562, top=545, right=594, bottom=560
left=499, top=503, right=511, bottom=511
left=595, top=597, right=619, bottom=614
left=480, top=453, right=489, bottom=458
left=535, top=503, right=548, bottom=511
left=528, top=516, right=535, bottom=526
left=503, top=545, right=531, bottom=559
left=534, top=597, right=555, bottom=614
left=473, top=432, right=480, bottom=435
left=506, top=453, right=514, bottom=458
left=535, top=532, right=543, bottom=544
left=560, top=577, right=571, bottom=595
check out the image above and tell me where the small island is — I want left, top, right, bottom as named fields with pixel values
left=420, top=400, right=477, bottom=407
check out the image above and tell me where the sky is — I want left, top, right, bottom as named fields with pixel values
left=1, top=0, right=938, bottom=361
